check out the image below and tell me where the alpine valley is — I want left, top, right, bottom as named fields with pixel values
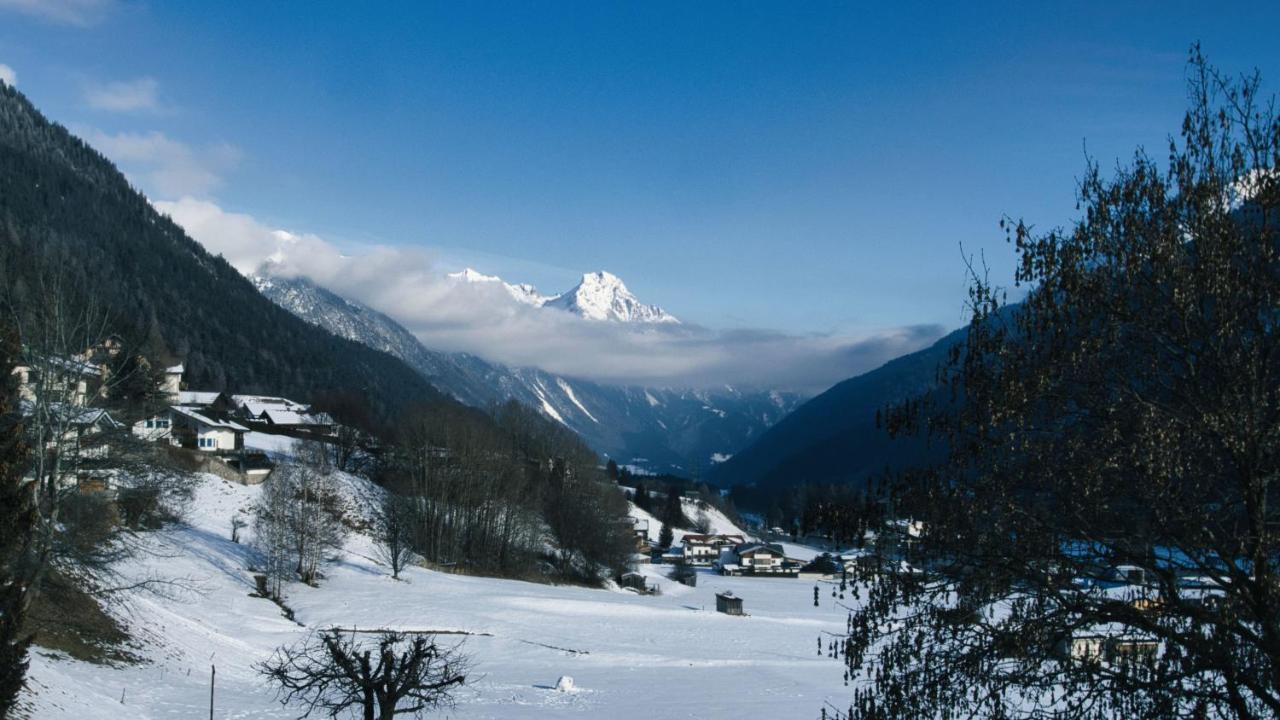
left=252, top=272, right=803, bottom=474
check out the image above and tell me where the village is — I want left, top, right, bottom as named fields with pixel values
left=8, top=335, right=1232, bottom=684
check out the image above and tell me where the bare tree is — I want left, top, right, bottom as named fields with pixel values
left=258, top=628, right=468, bottom=720
left=373, top=493, right=416, bottom=580
left=836, top=50, right=1280, bottom=720
left=254, top=459, right=347, bottom=595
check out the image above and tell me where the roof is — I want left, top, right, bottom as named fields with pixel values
left=261, top=408, right=331, bottom=426
left=682, top=534, right=747, bottom=546
left=232, top=395, right=309, bottom=412
left=19, top=401, right=122, bottom=428
left=177, top=390, right=221, bottom=406
left=734, top=542, right=785, bottom=556
left=170, top=405, right=249, bottom=432
left=165, top=364, right=184, bottom=374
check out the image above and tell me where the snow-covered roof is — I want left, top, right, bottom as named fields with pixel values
left=261, top=408, right=331, bottom=426
left=682, top=534, right=746, bottom=547
left=170, top=405, right=249, bottom=432
left=232, top=394, right=308, bottom=411
left=177, top=390, right=221, bottom=406
left=165, top=364, right=184, bottom=374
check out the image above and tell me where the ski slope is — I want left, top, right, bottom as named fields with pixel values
left=22, top=473, right=854, bottom=719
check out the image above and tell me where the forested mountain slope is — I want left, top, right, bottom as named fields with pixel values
left=709, top=326, right=965, bottom=491
left=0, top=83, right=446, bottom=421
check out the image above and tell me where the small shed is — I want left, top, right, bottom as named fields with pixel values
left=619, top=571, right=647, bottom=591
left=715, top=591, right=744, bottom=616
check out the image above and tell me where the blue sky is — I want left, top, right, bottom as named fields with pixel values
left=2, top=1, right=1279, bottom=388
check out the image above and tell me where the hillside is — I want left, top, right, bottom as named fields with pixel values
left=0, top=83, right=446, bottom=421
left=254, top=274, right=803, bottom=473
left=708, top=326, right=966, bottom=491
left=21, top=469, right=847, bottom=719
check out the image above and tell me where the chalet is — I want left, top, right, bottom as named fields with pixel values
left=680, top=534, right=747, bottom=566
left=630, top=517, right=650, bottom=550
left=1106, top=636, right=1159, bottom=666
left=715, top=591, right=744, bottom=616
left=718, top=542, right=792, bottom=576
left=12, top=355, right=102, bottom=407
left=170, top=405, right=248, bottom=452
left=132, top=409, right=175, bottom=443
left=49, top=405, right=122, bottom=460
left=228, top=394, right=334, bottom=433
left=1055, top=632, right=1107, bottom=663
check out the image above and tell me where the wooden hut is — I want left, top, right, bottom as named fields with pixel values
left=715, top=591, right=744, bottom=616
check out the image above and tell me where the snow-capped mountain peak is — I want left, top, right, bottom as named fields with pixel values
left=545, top=271, right=680, bottom=324
left=447, top=267, right=502, bottom=284
left=447, top=267, right=678, bottom=323
left=448, top=267, right=552, bottom=306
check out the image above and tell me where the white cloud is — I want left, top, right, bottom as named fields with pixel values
left=85, top=77, right=160, bottom=112
left=0, top=0, right=115, bottom=26
left=0, top=64, right=15, bottom=87
left=78, top=128, right=240, bottom=198
left=155, top=197, right=945, bottom=392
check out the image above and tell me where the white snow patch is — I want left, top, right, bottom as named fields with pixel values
left=24, top=474, right=852, bottom=720
left=556, top=378, right=598, bottom=424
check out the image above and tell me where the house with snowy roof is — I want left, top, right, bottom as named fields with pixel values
left=169, top=405, right=248, bottom=452
left=680, top=534, right=747, bottom=566
left=717, top=542, right=791, bottom=576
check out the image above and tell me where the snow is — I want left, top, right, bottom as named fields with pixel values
left=555, top=378, right=598, bottom=424
left=243, top=432, right=297, bottom=458
left=22, top=474, right=854, bottom=719
left=530, top=381, right=567, bottom=426
left=542, top=271, right=679, bottom=324
left=627, top=497, right=747, bottom=546
left=710, top=452, right=732, bottom=464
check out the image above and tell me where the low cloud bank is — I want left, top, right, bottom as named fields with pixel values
left=156, top=197, right=944, bottom=393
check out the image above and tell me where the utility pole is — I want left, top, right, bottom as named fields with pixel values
left=209, top=663, right=215, bottom=720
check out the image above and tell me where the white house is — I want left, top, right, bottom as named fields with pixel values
left=131, top=409, right=175, bottom=443
left=719, top=542, right=788, bottom=575
left=229, top=395, right=332, bottom=432
left=161, top=364, right=184, bottom=400
left=170, top=406, right=248, bottom=452
left=680, top=534, right=747, bottom=566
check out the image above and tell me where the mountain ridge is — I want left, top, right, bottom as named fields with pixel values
left=254, top=273, right=799, bottom=474
left=449, top=267, right=679, bottom=324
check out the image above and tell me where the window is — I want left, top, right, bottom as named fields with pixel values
left=145, top=419, right=154, bottom=428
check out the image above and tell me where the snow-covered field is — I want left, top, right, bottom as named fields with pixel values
left=21, top=472, right=853, bottom=719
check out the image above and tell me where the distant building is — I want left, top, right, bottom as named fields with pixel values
left=718, top=542, right=792, bottom=576
left=161, top=363, right=184, bottom=399
left=680, top=534, right=747, bottom=566
left=132, top=409, right=175, bottom=443
left=630, top=517, right=650, bottom=550
left=170, top=405, right=248, bottom=452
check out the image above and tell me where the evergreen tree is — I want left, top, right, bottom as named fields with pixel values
left=0, top=328, right=33, bottom=717
left=658, top=519, right=674, bottom=550
left=633, top=481, right=649, bottom=513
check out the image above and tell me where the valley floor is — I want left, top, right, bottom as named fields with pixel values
left=21, top=474, right=853, bottom=719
